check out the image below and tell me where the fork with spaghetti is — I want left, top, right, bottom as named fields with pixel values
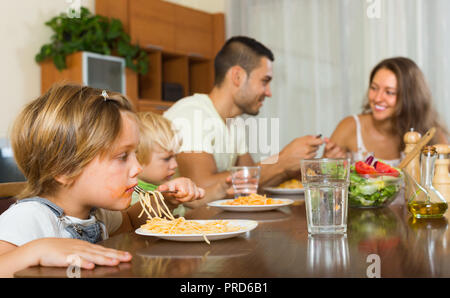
left=134, top=186, right=175, bottom=220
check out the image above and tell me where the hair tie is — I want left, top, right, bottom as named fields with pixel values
left=101, top=90, right=109, bottom=101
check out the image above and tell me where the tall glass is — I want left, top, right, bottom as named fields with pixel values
left=300, top=158, right=350, bottom=234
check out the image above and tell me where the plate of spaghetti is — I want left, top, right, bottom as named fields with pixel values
left=263, top=179, right=304, bottom=195
left=136, top=218, right=258, bottom=243
left=134, top=188, right=257, bottom=244
left=208, top=193, right=294, bottom=212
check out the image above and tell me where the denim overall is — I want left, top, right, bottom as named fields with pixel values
left=16, top=197, right=103, bottom=244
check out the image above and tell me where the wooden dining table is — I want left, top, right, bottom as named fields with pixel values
left=14, top=191, right=450, bottom=278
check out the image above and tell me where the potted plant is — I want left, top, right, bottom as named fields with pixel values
left=35, top=7, right=148, bottom=75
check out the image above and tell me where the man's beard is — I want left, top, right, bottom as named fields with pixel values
left=235, top=95, right=264, bottom=116
left=242, top=105, right=260, bottom=116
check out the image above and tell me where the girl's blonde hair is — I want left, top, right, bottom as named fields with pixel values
left=136, top=112, right=181, bottom=165
left=11, top=83, right=136, bottom=199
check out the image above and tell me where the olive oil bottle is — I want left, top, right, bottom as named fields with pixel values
left=407, top=146, right=448, bottom=218
left=408, top=202, right=448, bottom=218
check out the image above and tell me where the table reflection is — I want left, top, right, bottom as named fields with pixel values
left=134, top=237, right=256, bottom=277
left=307, top=234, right=349, bottom=276
left=133, top=256, right=203, bottom=277
left=404, top=216, right=449, bottom=277
left=348, top=207, right=404, bottom=254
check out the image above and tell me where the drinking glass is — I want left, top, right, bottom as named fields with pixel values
left=230, top=166, right=261, bottom=198
left=300, top=158, right=350, bottom=234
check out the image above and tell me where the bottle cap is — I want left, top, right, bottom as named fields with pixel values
left=422, top=145, right=437, bottom=157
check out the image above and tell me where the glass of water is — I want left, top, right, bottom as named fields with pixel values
left=300, top=158, right=350, bottom=234
left=230, top=166, right=261, bottom=198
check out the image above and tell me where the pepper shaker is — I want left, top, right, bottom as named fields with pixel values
left=433, top=144, right=450, bottom=202
left=403, top=129, right=421, bottom=203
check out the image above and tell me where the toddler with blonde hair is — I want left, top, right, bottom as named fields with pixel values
left=133, top=112, right=182, bottom=196
left=133, top=111, right=232, bottom=211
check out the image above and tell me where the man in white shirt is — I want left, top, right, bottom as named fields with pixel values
left=164, top=36, right=324, bottom=191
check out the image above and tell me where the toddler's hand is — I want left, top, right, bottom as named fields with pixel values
left=158, top=177, right=205, bottom=204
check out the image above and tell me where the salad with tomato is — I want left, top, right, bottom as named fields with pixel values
left=349, top=156, right=403, bottom=208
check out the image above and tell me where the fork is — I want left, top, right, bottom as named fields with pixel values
left=134, top=185, right=177, bottom=195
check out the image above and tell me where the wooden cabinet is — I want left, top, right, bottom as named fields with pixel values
left=39, top=0, right=224, bottom=115
left=40, top=52, right=83, bottom=94
left=129, top=0, right=177, bottom=52
left=96, top=0, right=225, bottom=114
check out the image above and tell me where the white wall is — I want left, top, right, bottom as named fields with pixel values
left=164, top=0, right=225, bottom=13
left=0, top=0, right=225, bottom=140
left=0, top=0, right=95, bottom=139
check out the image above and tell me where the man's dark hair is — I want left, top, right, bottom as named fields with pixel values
left=214, top=36, right=274, bottom=86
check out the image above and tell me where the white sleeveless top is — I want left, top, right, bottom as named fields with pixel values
left=351, top=115, right=403, bottom=167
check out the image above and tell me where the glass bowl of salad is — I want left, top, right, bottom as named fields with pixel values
left=348, top=156, right=403, bottom=208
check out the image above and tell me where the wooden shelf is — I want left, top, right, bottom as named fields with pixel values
left=162, top=53, right=189, bottom=98
left=188, top=58, right=214, bottom=96
left=137, top=99, right=174, bottom=114
left=97, top=0, right=225, bottom=113
left=139, top=50, right=162, bottom=100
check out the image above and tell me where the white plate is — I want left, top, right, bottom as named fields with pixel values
left=207, top=198, right=294, bottom=212
left=135, top=220, right=258, bottom=242
left=262, top=187, right=304, bottom=195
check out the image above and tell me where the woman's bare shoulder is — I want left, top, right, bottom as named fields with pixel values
left=358, top=113, right=373, bottom=125
left=329, top=115, right=358, bottom=149
left=333, top=115, right=357, bottom=136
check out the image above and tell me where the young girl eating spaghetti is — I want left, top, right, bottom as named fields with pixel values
left=0, top=84, right=203, bottom=274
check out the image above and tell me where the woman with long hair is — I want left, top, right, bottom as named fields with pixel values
left=324, top=57, right=448, bottom=165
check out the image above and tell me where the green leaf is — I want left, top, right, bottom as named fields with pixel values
left=138, top=59, right=148, bottom=75
left=53, top=54, right=66, bottom=71
left=117, top=40, right=131, bottom=56
left=107, top=19, right=122, bottom=39
left=36, top=6, right=149, bottom=74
